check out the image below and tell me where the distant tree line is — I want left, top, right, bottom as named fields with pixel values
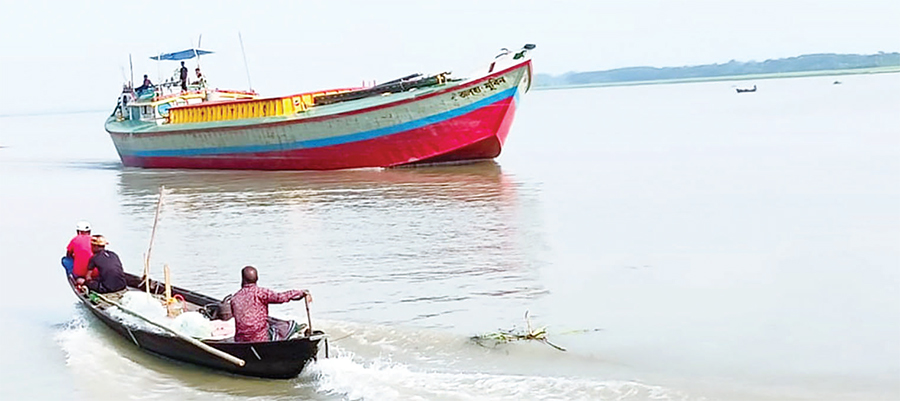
left=535, top=52, right=900, bottom=87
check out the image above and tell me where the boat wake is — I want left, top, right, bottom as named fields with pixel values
left=301, top=320, right=699, bottom=401
left=55, top=313, right=318, bottom=400
left=57, top=313, right=698, bottom=400
left=55, top=316, right=207, bottom=398
left=306, top=346, right=694, bottom=401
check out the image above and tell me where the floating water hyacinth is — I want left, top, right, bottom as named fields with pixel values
left=472, top=311, right=568, bottom=352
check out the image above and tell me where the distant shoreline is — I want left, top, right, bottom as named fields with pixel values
left=534, top=66, right=900, bottom=91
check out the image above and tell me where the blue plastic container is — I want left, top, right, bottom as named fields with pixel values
left=61, top=256, right=74, bottom=274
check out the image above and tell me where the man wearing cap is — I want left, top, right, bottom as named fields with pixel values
left=66, top=221, right=96, bottom=279
left=82, top=235, right=126, bottom=294
left=230, top=266, right=311, bottom=342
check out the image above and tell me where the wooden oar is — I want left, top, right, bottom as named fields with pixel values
left=92, top=291, right=246, bottom=367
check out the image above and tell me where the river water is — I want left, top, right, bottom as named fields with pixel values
left=1, top=73, right=898, bottom=400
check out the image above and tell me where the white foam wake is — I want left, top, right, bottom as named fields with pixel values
left=54, top=315, right=252, bottom=400
left=304, top=346, right=696, bottom=401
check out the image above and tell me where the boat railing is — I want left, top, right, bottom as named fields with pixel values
left=165, top=88, right=358, bottom=125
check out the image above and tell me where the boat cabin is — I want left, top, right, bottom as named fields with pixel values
left=114, top=87, right=261, bottom=125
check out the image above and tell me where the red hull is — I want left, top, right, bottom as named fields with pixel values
left=121, top=96, right=518, bottom=170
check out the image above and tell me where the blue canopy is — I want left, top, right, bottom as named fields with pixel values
left=150, top=49, right=214, bottom=61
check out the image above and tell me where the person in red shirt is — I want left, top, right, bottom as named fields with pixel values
left=229, top=266, right=311, bottom=342
left=66, top=221, right=96, bottom=279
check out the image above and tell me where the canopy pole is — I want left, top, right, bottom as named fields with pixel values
left=195, top=34, right=203, bottom=70
left=238, top=32, right=253, bottom=91
left=156, top=51, right=161, bottom=84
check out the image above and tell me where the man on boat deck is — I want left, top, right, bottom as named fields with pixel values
left=65, top=221, right=96, bottom=279
left=82, top=235, right=126, bottom=294
left=179, top=61, right=189, bottom=91
left=135, top=74, right=153, bottom=93
left=230, top=266, right=311, bottom=342
left=192, top=67, right=207, bottom=89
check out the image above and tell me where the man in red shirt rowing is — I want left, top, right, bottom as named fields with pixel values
left=230, top=266, right=312, bottom=342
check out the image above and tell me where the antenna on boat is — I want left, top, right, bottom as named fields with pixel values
left=129, top=54, right=134, bottom=88
left=194, top=34, right=203, bottom=70
left=238, top=31, right=253, bottom=91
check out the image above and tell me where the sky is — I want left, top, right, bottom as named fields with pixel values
left=0, top=0, right=898, bottom=114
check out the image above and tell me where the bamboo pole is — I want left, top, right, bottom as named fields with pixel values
left=144, top=185, right=165, bottom=289
left=142, top=253, right=150, bottom=295
left=92, top=291, right=245, bottom=367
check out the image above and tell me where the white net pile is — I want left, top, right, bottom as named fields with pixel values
left=106, top=291, right=234, bottom=340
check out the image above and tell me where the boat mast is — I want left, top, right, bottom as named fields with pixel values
left=238, top=32, right=253, bottom=91
left=129, top=54, right=134, bottom=88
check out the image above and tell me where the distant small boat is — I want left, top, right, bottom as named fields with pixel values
left=736, top=85, right=757, bottom=93
left=833, top=80, right=842, bottom=85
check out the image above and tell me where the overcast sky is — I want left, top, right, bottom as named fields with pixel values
left=1, top=0, right=897, bottom=114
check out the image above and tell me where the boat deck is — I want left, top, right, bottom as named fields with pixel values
left=110, top=79, right=462, bottom=134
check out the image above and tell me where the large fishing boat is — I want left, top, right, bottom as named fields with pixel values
left=105, top=45, right=535, bottom=170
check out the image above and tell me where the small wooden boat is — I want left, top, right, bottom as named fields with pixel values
left=735, top=85, right=757, bottom=93
left=67, top=271, right=324, bottom=379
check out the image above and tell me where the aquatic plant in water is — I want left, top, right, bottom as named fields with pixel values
left=471, top=311, right=567, bottom=351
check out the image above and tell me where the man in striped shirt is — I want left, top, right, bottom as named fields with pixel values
left=229, top=266, right=311, bottom=342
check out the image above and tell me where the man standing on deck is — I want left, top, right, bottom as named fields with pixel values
left=230, top=266, right=311, bottom=342
left=65, top=221, right=95, bottom=279
left=82, top=235, right=126, bottom=294
left=179, top=61, right=189, bottom=91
